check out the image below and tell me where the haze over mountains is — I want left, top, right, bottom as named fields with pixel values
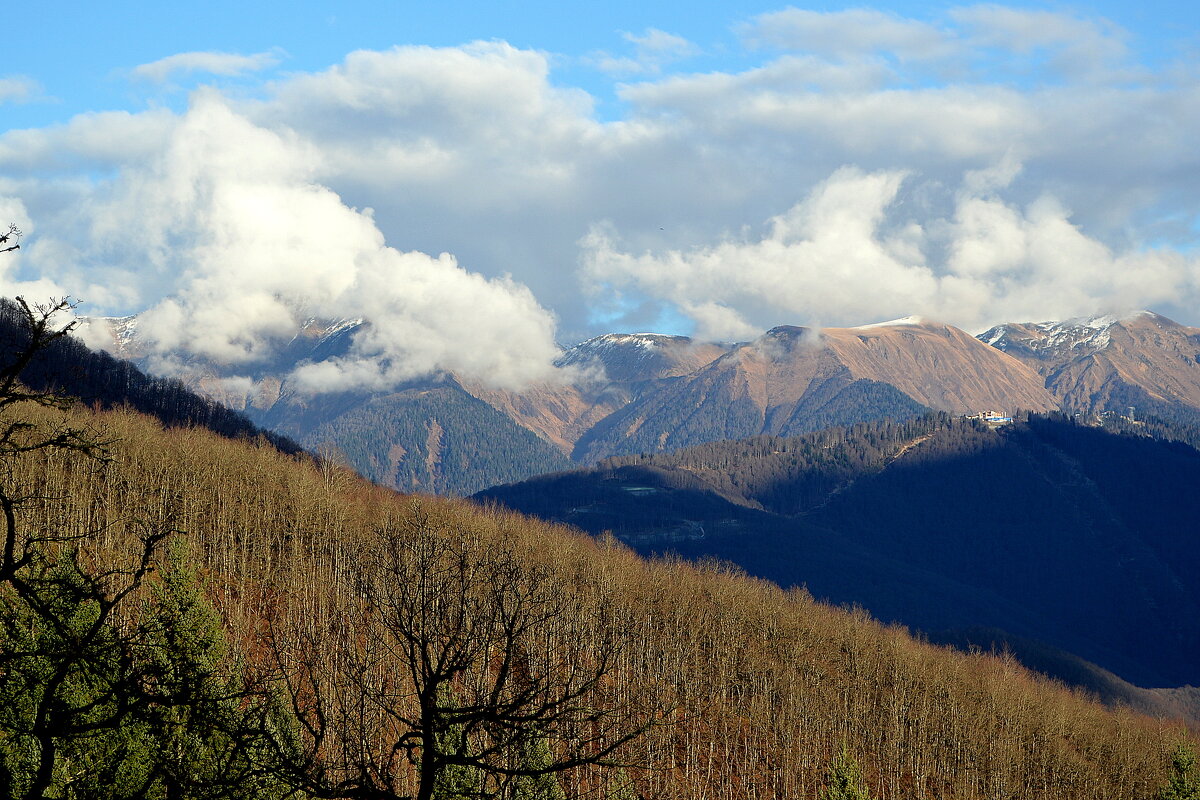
left=83, top=308, right=1200, bottom=494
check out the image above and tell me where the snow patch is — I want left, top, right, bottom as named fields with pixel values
left=852, top=315, right=926, bottom=330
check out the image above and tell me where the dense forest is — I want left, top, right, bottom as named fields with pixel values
left=597, top=413, right=961, bottom=515
left=0, top=299, right=1196, bottom=799
left=257, top=382, right=573, bottom=495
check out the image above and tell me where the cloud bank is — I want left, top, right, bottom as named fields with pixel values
left=2, top=6, right=1200, bottom=392
left=582, top=165, right=1199, bottom=340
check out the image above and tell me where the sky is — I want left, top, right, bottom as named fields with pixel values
left=3, top=1, right=1200, bottom=392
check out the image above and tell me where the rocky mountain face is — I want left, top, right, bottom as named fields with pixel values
left=978, top=311, right=1200, bottom=423
left=460, top=333, right=731, bottom=454
left=573, top=318, right=1056, bottom=461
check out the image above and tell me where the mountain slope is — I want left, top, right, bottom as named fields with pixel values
left=86, top=314, right=572, bottom=494
left=980, top=311, right=1200, bottom=424
left=460, top=334, right=730, bottom=455
left=253, top=379, right=572, bottom=495
left=0, top=299, right=302, bottom=454
left=575, top=319, right=1055, bottom=461
left=6, top=399, right=1189, bottom=799
left=479, top=414, right=1200, bottom=688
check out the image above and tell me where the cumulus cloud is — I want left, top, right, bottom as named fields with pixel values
left=132, top=49, right=284, bottom=83
left=583, top=165, right=1200, bottom=336
left=15, top=89, right=562, bottom=391
left=4, top=12, right=1200, bottom=394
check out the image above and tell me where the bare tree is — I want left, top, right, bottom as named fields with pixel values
left=270, top=503, right=658, bottom=800
left=0, top=296, right=171, bottom=800
left=0, top=297, right=109, bottom=584
left=0, top=224, right=19, bottom=255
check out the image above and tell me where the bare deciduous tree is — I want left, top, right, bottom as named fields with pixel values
left=270, top=503, right=658, bottom=800
left=0, top=224, right=19, bottom=255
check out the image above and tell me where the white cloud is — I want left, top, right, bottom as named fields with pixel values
left=741, top=8, right=954, bottom=63
left=4, top=18, right=1200, bottom=392
left=13, top=89, right=562, bottom=390
left=0, top=76, right=39, bottom=105
left=741, top=5, right=1136, bottom=82
left=591, top=28, right=698, bottom=76
left=132, top=49, right=284, bottom=83
left=583, top=165, right=1200, bottom=336
left=950, top=5, right=1128, bottom=77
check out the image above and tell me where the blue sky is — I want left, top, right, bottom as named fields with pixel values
left=3, top=2, right=1200, bottom=390
left=9, top=1, right=1199, bottom=127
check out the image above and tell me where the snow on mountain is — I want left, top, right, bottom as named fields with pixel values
left=981, top=311, right=1160, bottom=357
left=555, top=333, right=727, bottom=385
left=851, top=315, right=927, bottom=330
left=978, top=311, right=1200, bottom=419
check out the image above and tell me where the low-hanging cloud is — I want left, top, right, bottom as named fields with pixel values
left=582, top=165, right=1200, bottom=339
left=55, top=90, right=561, bottom=391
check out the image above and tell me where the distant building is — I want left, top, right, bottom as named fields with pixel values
left=966, top=410, right=1012, bottom=426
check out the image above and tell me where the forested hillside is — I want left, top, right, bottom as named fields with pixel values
left=480, top=413, right=1200, bottom=690
left=0, top=317, right=1192, bottom=798
left=255, top=382, right=573, bottom=495
left=0, top=297, right=302, bottom=454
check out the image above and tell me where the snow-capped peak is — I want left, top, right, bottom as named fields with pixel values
left=852, top=315, right=926, bottom=330
left=984, top=311, right=1157, bottom=355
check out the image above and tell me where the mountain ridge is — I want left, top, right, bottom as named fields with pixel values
left=80, top=307, right=1200, bottom=494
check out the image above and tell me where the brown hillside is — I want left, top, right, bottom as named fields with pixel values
left=819, top=318, right=1058, bottom=413
left=576, top=318, right=1058, bottom=460
left=982, top=311, right=1200, bottom=416
left=6, top=400, right=1192, bottom=800
left=462, top=335, right=729, bottom=454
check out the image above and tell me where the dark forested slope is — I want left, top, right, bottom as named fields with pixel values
left=479, top=414, right=1200, bottom=689
left=0, top=298, right=302, bottom=454
left=255, top=381, right=572, bottom=495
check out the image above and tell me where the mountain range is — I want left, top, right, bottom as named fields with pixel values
left=84, top=309, right=1200, bottom=494
left=36, top=300, right=1200, bottom=712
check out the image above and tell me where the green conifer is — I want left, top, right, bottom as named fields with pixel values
left=509, top=734, right=565, bottom=800
left=818, top=744, right=876, bottom=800
left=1158, top=744, right=1200, bottom=800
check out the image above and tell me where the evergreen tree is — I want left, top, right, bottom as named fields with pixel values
left=509, top=734, right=565, bottom=800
left=1159, top=744, right=1200, bottom=800
left=139, top=543, right=290, bottom=800
left=0, top=551, right=159, bottom=800
left=431, top=692, right=481, bottom=800
left=603, top=768, right=638, bottom=800
left=818, top=744, right=876, bottom=800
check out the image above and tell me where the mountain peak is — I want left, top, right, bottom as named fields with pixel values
left=848, top=315, right=929, bottom=330
left=556, top=332, right=727, bottom=385
left=979, top=310, right=1181, bottom=358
